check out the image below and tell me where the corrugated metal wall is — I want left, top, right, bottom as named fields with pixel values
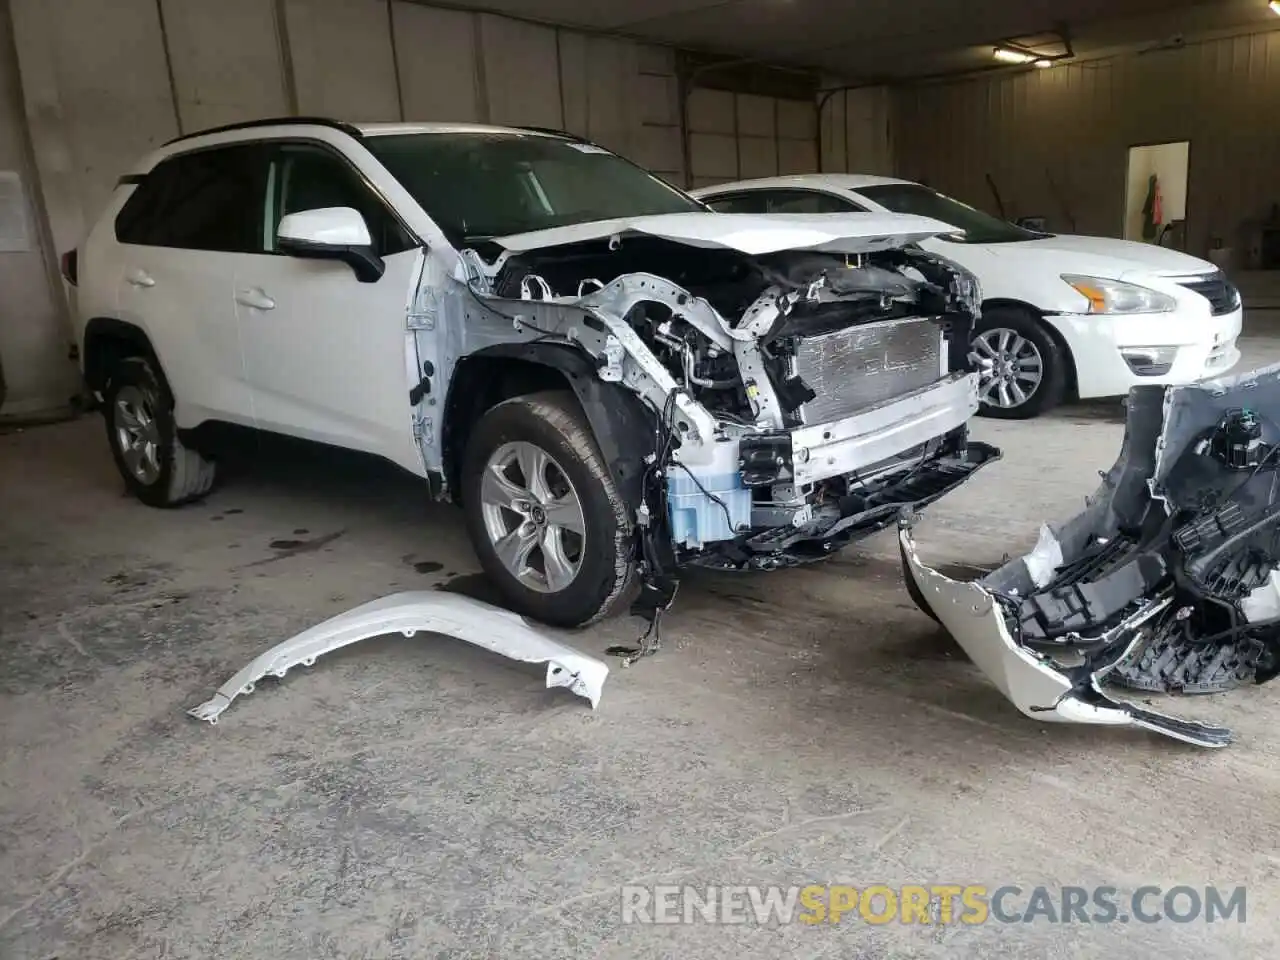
left=819, top=86, right=894, bottom=177
left=686, top=87, right=819, bottom=189
left=894, top=31, right=1280, bottom=260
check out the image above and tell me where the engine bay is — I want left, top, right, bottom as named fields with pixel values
left=454, top=231, right=998, bottom=580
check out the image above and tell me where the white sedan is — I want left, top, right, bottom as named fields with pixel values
left=693, top=175, right=1243, bottom=419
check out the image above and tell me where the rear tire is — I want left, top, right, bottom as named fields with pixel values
left=103, top=357, right=216, bottom=507
left=461, top=391, right=638, bottom=628
left=973, top=308, right=1067, bottom=420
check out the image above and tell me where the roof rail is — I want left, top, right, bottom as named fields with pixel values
left=163, top=116, right=363, bottom=147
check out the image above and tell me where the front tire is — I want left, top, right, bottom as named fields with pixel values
left=103, top=357, right=216, bottom=507
left=972, top=308, right=1067, bottom=420
left=461, top=391, right=637, bottom=628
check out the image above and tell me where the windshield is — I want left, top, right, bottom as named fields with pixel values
left=364, top=132, right=703, bottom=245
left=856, top=183, right=1047, bottom=244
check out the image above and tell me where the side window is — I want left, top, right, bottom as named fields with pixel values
left=115, top=145, right=266, bottom=252
left=764, top=190, right=860, bottom=214
left=704, top=193, right=769, bottom=214
left=267, top=144, right=413, bottom=257
left=115, top=168, right=173, bottom=245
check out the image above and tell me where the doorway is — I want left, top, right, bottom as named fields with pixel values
left=1124, top=141, right=1190, bottom=247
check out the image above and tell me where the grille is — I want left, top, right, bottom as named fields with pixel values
left=1177, top=273, right=1240, bottom=316
left=792, top=316, right=945, bottom=424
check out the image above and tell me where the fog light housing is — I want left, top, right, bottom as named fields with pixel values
left=1121, top=347, right=1177, bottom=377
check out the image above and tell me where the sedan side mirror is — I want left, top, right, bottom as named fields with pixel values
left=277, top=207, right=385, bottom=283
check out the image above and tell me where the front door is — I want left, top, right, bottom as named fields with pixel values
left=233, top=140, right=427, bottom=476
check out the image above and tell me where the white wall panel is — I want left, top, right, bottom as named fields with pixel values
left=637, top=44, right=676, bottom=77
left=590, top=36, right=638, bottom=155
left=819, top=86, right=846, bottom=173
left=690, top=86, right=820, bottom=185
left=690, top=133, right=738, bottom=180
left=160, top=0, right=289, bottom=130
left=737, top=136, right=778, bottom=179
left=844, top=86, right=892, bottom=175
left=479, top=14, right=561, bottom=128
left=637, top=74, right=677, bottom=127
left=286, top=0, right=400, bottom=121
left=633, top=125, right=684, bottom=180
left=818, top=86, right=892, bottom=176
left=779, top=137, right=817, bottom=175
left=0, top=1, right=78, bottom=416
left=688, top=88, right=734, bottom=134
left=391, top=2, right=480, bottom=121
left=777, top=99, right=816, bottom=141
left=9, top=0, right=177, bottom=251
left=736, top=94, right=775, bottom=138
left=636, top=45, right=682, bottom=184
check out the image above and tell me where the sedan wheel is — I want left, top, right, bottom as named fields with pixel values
left=973, top=327, right=1044, bottom=411
left=478, top=440, right=587, bottom=594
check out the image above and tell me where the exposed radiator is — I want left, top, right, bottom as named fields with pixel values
left=793, top=316, right=945, bottom=424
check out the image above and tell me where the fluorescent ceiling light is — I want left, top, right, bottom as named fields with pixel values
left=1033, top=58, right=1054, bottom=68
left=993, top=46, right=1035, bottom=64
left=1271, top=1, right=1280, bottom=15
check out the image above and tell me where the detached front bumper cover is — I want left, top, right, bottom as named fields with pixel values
left=188, top=592, right=609, bottom=724
left=900, top=524, right=1232, bottom=747
left=899, top=362, right=1280, bottom=749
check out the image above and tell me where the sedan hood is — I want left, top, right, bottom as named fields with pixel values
left=493, top=211, right=955, bottom=257
left=997, top=233, right=1217, bottom=278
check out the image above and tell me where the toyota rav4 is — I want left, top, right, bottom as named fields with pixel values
left=67, top=118, right=998, bottom=627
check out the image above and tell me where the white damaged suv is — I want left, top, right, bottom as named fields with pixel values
left=68, top=119, right=998, bottom=626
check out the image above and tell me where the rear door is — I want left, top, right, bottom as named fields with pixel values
left=113, top=144, right=266, bottom=428
left=232, top=140, right=426, bottom=475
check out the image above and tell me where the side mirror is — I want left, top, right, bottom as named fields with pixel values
left=277, top=207, right=385, bottom=283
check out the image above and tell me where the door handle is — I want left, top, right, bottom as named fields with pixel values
left=236, top=288, right=276, bottom=311
left=126, top=269, right=155, bottom=288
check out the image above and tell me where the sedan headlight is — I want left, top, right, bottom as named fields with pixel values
left=1062, top=275, right=1177, bottom=314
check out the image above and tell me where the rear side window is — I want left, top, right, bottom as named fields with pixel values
left=115, top=145, right=266, bottom=252
left=705, top=193, right=769, bottom=214
left=761, top=190, right=861, bottom=214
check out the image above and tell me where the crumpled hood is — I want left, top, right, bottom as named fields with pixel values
left=991, top=233, right=1218, bottom=278
left=493, top=211, right=956, bottom=257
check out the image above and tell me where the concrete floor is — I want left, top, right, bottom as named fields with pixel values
left=4, top=331, right=1280, bottom=959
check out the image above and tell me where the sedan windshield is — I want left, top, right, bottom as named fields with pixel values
left=364, top=132, right=703, bottom=245
left=856, top=183, right=1047, bottom=244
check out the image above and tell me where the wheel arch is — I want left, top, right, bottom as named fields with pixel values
left=980, top=298, right=1079, bottom=401
left=441, top=344, right=654, bottom=507
left=82, top=317, right=173, bottom=400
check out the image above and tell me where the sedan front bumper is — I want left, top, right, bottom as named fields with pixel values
left=1048, top=306, right=1242, bottom=400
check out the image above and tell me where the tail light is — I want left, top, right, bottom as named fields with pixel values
left=60, top=249, right=78, bottom=286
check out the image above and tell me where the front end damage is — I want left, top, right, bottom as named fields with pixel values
left=433, top=213, right=1000, bottom=615
left=903, top=363, right=1280, bottom=748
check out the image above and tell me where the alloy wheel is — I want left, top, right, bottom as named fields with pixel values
left=972, top=327, right=1044, bottom=410
left=113, top=385, right=162, bottom=485
left=478, top=440, right=586, bottom=594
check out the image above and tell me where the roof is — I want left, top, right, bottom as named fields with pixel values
left=692, top=174, right=915, bottom=195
